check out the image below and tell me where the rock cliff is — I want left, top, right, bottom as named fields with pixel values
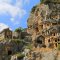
left=27, top=0, right=60, bottom=60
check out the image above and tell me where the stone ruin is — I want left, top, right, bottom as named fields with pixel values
left=0, top=27, right=31, bottom=60
left=0, top=39, right=25, bottom=60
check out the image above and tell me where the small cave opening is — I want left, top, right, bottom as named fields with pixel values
left=55, top=43, right=57, bottom=47
left=36, top=39, right=42, bottom=44
left=35, top=27, right=39, bottom=32
left=48, top=39, right=50, bottom=42
left=42, top=44, right=46, bottom=48
left=55, top=40, right=57, bottom=42
left=58, top=39, right=60, bottom=41
left=36, top=36, right=45, bottom=44
left=8, top=50, right=12, bottom=55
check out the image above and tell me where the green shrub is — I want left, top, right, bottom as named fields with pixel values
left=25, top=44, right=33, bottom=50
left=40, top=0, right=44, bottom=3
left=12, top=39, right=21, bottom=44
left=40, top=0, right=47, bottom=3
left=15, top=53, right=25, bottom=58
left=31, top=5, right=37, bottom=13
left=58, top=44, right=60, bottom=50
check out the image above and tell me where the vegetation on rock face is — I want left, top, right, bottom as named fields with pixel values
left=58, top=44, right=60, bottom=50
left=25, top=44, right=33, bottom=50
left=15, top=27, right=22, bottom=32
left=31, top=5, right=37, bottom=13
left=15, top=27, right=26, bottom=32
left=11, top=39, right=21, bottom=44
left=40, top=0, right=60, bottom=3
left=11, top=53, right=25, bottom=60
left=40, top=0, right=51, bottom=3
left=15, top=53, right=25, bottom=58
left=40, top=0, right=46, bottom=3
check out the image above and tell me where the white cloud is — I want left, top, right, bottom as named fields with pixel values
left=10, top=18, right=20, bottom=25
left=0, top=0, right=12, bottom=4
left=24, top=0, right=30, bottom=4
left=15, top=0, right=23, bottom=7
left=0, top=23, right=9, bottom=32
left=16, top=0, right=30, bottom=7
left=10, top=18, right=15, bottom=22
left=0, top=2, right=26, bottom=17
left=0, top=0, right=28, bottom=24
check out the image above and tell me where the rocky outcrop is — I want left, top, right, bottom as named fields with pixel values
left=27, top=0, right=60, bottom=47
left=27, top=0, right=60, bottom=60
left=27, top=49, right=60, bottom=60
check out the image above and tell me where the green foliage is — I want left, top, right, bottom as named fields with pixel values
left=40, top=0, right=45, bottom=3
left=12, top=39, right=21, bottom=44
left=15, top=27, right=24, bottom=32
left=11, top=39, right=26, bottom=45
left=15, top=27, right=26, bottom=32
left=25, top=44, right=33, bottom=50
left=40, top=0, right=48, bottom=3
left=21, top=28, right=27, bottom=32
left=31, top=5, right=37, bottom=13
left=58, top=44, right=60, bottom=50
left=40, top=0, right=60, bottom=3
left=15, top=53, right=25, bottom=58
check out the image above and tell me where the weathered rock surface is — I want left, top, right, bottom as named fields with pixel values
left=27, top=0, right=60, bottom=60
left=0, top=39, right=25, bottom=60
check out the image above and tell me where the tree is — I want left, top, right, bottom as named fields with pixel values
left=40, top=0, right=50, bottom=3
left=15, top=27, right=26, bottom=32
left=15, top=27, right=22, bottom=32
left=40, top=0, right=44, bottom=3
left=31, top=5, right=37, bottom=13
left=15, top=27, right=23, bottom=39
left=40, top=0, right=46, bottom=3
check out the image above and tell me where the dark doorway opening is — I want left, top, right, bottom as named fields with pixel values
left=8, top=50, right=12, bottom=55
left=36, top=36, right=45, bottom=44
left=37, top=39, right=42, bottom=44
left=48, top=39, right=50, bottom=42
left=36, top=27, right=39, bottom=32
left=55, top=43, right=57, bottom=47
left=55, top=40, right=57, bottom=42
left=58, top=39, right=60, bottom=41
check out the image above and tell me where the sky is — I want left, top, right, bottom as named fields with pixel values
left=0, top=0, right=40, bottom=30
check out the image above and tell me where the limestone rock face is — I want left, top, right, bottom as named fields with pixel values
left=27, top=0, right=60, bottom=60
left=40, top=0, right=60, bottom=3
left=27, top=0, right=60, bottom=47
